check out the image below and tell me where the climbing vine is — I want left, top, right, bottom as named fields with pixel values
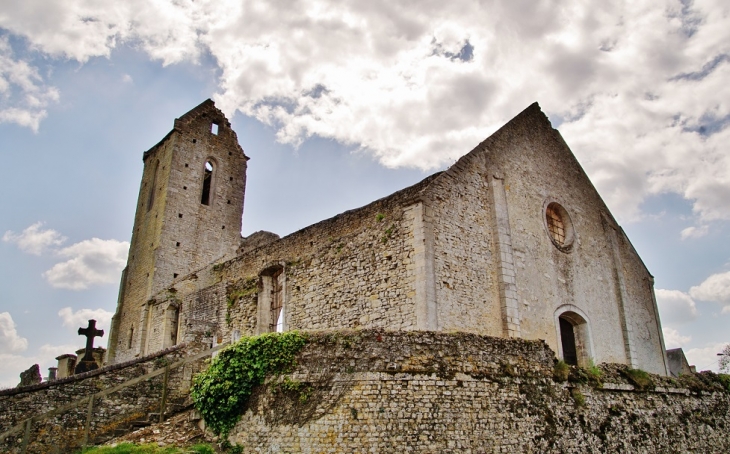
left=190, top=331, right=308, bottom=437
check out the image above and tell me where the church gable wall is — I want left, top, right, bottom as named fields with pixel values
left=418, top=103, right=665, bottom=373
left=473, top=104, right=664, bottom=373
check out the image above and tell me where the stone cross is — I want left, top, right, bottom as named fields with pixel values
left=78, top=319, right=104, bottom=362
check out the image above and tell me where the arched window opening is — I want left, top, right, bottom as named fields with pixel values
left=269, top=268, right=284, bottom=332
left=147, top=160, right=160, bottom=212
left=201, top=161, right=213, bottom=205
left=257, top=264, right=286, bottom=334
left=556, top=309, right=593, bottom=367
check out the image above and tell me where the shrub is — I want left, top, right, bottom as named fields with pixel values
left=623, top=368, right=654, bottom=390
left=191, top=331, right=308, bottom=437
left=553, top=360, right=570, bottom=382
left=586, top=359, right=602, bottom=380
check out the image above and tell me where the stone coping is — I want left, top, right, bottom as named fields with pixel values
left=0, top=343, right=186, bottom=397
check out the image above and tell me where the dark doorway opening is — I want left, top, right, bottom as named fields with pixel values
left=559, top=316, right=578, bottom=365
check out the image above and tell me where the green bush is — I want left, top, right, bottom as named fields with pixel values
left=191, top=331, right=308, bottom=437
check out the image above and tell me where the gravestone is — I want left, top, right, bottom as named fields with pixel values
left=74, top=319, right=105, bottom=374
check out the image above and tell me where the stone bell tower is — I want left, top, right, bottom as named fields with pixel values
left=107, top=99, right=248, bottom=363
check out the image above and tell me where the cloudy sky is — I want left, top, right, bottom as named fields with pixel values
left=1, top=0, right=729, bottom=387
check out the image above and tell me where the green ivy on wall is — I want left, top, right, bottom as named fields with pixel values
left=190, top=331, right=308, bottom=437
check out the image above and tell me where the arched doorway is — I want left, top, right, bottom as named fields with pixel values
left=554, top=307, right=593, bottom=367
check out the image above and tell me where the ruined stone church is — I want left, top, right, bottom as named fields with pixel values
left=106, top=99, right=669, bottom=376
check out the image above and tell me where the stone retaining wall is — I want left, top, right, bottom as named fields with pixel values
left=229, top=330, right=730, bottom=453
left=0, top=342, right=207, bottom=454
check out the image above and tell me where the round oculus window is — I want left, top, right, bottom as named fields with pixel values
left=544, top=202, right=574, bottom=251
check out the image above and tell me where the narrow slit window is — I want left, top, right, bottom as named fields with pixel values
left=211, top=123, right=219, bottom=135
left=147, top=160, right=159, bottom=212
left=201, top=161, right=213, bottom=205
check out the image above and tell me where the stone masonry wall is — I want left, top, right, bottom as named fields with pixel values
left=140, top=175, right=440, bottom=354
left=425, top=152, right=503, bottom=335
left=110, top=100, right=247, bottom=364
left=419, top=103, right=666, bottom=374
left=0, top=343, right=208, bottom=454
left=228, top=330, right=730, bottom=453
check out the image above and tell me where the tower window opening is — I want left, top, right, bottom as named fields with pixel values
left=211, top=123, right=219, bottom=135
left=201, top=161, right=213, bottom=205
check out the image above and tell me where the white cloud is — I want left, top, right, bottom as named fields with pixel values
left=3, top=222, right=67, bottom=255
left=43, top=238, right=129, bottom=290
left=0, top=36, right=59, bottom=131
left=0, top=353, right=34, bottom=389
left=685, top=342, right=729, bottom=373
left=39, top=343, right=79, bottom=357
left=1, top=0, right=730, bottom=221
left=58, top=307, right=113, bottom=332
left=689, top=271, right=730, bottom=312
left=0, top=312, right=28, bottom=354
left=3, top=223, right=129, bottom=290
left=0, top=344, right=78, bottom=389
left=680, top=225, right=709, bottom=240
left=655, top=289, right=698, bottom=325
left=662, top=327, right=691, bottom=349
